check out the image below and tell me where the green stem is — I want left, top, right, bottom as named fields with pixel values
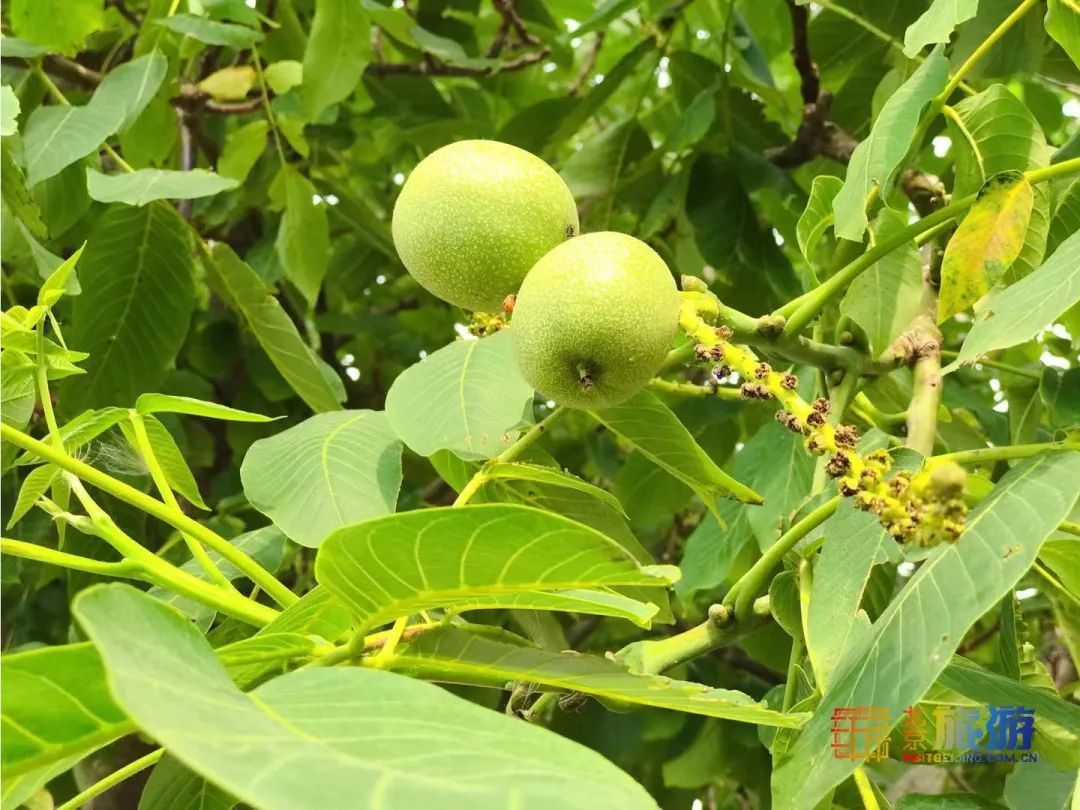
left=943, top=0, right=1040, bottom=101
left=1, top=538, right=141, bottom=578
left=906, top=349, right=942, bottom=457
left=64, top=476, right=278, bottom=626
left=646, top=378, right=746, bottom=399
left=252, top=43, right=287, bottom=168
left=781, top=635, right=805, bottom=712
left=0, top=422, right=297, bottom=608
left=35, top=323, right=63, bottom=448
left=1058, top=521, right=1080, bottom=538
left=934, top=442, right=1080, bottom=465
left=780, top=198, right=973, bottom=333
left=939, top=350, right=1040, bottom=379
left=853, top=767, right=881, bottom=810
left=55, top=748, right=164, bottom=810
left=128, top=410, right=234, bottom=590
left=729, top=496, right=841, bottom=622
left=617, top=610, right=767, bottom=675
left=453, top=407, right=568, bottom=506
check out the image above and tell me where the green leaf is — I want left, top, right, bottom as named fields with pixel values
left=67, top=203, right=195, bottom=411
left=241, top=410, right=403, bottom=548
left=7, top=463, right=59, bottom=527
left=275, top=165, right=330, bottom=306
left=74, top=583, right=658, bottom=810
left=832, top=48, right=949, bottom=241
left=139, top=756, right=236, bottom=810
left=1046, top=0, right=1080, bottom=67
left=23, top=52, right=168, bottom=186
left=204, top=243, right=344, bottom=412
left=482, top=462, right=627, bottom=517
left=155, top=15, right=264, bottom=48
left=938, top=171, right=1034, bottom=322
left=216, top=631, right=321, bottom=689
left=944, top=230, right=1080, bottom=371
left=806, top=502, right=889, bottom=688
left=9, top=0, right=105, bottom=55
left=903, top=0, right=979, bottom=57
left=0, top=643, right=132, bottom=780
left=385, top=331, right=534, bottom=461
left=1047, top=176, right=1080, bottom=255
left=120, top=414, right=208, bottom=510
left=591, top=389, right=763, bottom=506
left=394, top=626, right=806, bottom=728
left=315, top=503, right=678, bottom=632
left=0, top=85, right=19, bottom=137
left=263, top=61, right=303, bottom=95
left=87, top=168, right=239, bottom=206
left=938, top=657, right=1080, bottom=734
left=951, top=0, right=1045, bottom=79
left=772, top=451, right=1080, bottom=809
left=299, top=0, right=371, bottom=120
left=135, top=393, right=274, bottom=422
left=840, top=209, right=924, bottom=357
left=37, top=242, right=85, bottom=309
left=1, top=142, right=46, bottom=239
left=217, top=120, right=268, bottom=183
left=259, top=585, right=352, bottom=640
left=1040, top=368, right=1080, bottom=429
left=796, top=175, right=843, bottom=261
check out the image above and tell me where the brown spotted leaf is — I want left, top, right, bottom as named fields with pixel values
left=938, top=171, right=1034, bottom=323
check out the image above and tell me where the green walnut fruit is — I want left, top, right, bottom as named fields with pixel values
left=391, top=140, right=579, bottom=312
left=512, top=232, right=680, bottom=410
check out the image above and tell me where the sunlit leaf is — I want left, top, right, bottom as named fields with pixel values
left=903, top=0, right=979, bottom=57
left=316, top=503, right=678, bottom=632
left=75, top=583, right=658, bottom=810
left=385, top=331, right=534, bottom=461
left=241, top=410, right=402, bottom=548
left=393, top=626, right=806, bottom=727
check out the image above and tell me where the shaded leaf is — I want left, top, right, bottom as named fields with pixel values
left=592, top=389, right=763, bottom=506
left=385, top=331, right=534, bottom=461
left=832, top=48, right=949, bottom=241
left=796, top=175, right=843, bottom=261
left=155, top=15, right=263, bottom=48
left=840, top=210, right=924, bottom=356
left=75, top=583, right=657, bottom=810
left=315, top=503, right=678, bottom=632
left=139, top=756, right=236, bottom=810
left=394, top=626, right=806, bottom=728
left=204, top=243, right=344, bottom=412
left=241, top=411, right=403, bottom=548
left=87, top=168, right=238, bottom=206
left=300, top=0, right=371, bottom=119
left=483, top=462, right=627, bottom=517
left=67, top=203, right=195, bottom=411
left=939, top=171, right=1034, bottom=322
left=1046, top=0, right=1080, bottom=67
left=275, top=165, right=330, bottom=306
left=806, top=502, right=889, bottom=687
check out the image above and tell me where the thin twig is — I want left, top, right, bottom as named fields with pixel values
left=568, top=32, right=605, bottom=96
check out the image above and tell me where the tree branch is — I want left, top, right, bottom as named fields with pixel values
left=766, top=92, right=859, bottom=168
left=368, top=48, right=550, bottom=77
left=787, top=0, right=819, bottom=104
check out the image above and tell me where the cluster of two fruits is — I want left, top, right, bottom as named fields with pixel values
left=391, top=139, right=680, bottom=410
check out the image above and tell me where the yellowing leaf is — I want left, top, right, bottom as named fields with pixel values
left=197, top=65, right=256, bottom=101
left=938, top=170, right=1034, bottom=322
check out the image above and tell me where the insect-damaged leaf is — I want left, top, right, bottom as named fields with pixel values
left=938, top=171, right=1034, bottom=322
